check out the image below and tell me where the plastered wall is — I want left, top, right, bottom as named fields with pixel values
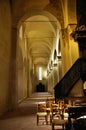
left=0, top=0, right=11, bottom=114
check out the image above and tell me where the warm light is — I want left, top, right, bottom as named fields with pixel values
left=38, top=67, right=42, bottom=80
left=44, top=70, right=47, bottom=78
left=25, top=38, right=27, bottom=51
left=54, top=59, right=58, bottom=66
left=56, top=38, right=59, bottom=56
left=56, top=35, right=61, bottom=57
left=19, top=25, right=22, bottom=40
left=83, top=81, right=86, bottom=89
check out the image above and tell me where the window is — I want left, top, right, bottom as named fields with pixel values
left=38, top=67, right=42, bottom=80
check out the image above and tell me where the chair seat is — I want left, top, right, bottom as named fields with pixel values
left=36, top=103, right=48, bottom=125
left=37, top=112, right=47, bottom=116
left=64, top=113, right=68, bottom=118
left=52, top=118, right=66, bottom=125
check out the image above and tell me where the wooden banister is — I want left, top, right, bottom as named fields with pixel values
left=54, top=58, right=86, bottom=100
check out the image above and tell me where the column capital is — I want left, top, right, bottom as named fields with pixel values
left=71, top=25, right=86, bottom=45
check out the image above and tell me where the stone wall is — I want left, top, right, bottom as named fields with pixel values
left=0, top=0, right=11, bottom=114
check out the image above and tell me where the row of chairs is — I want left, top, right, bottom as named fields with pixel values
left=36, top=99, right=69, bottom=130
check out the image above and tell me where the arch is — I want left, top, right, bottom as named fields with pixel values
left=24, top=15, right=57, bottom=36
left=18, top=10, right=61, bottom=31
left=28, top=38, right=53, bottom=50
left=16, top=5, right=62, bottom=95
left=28, top=40, right=52, bottom=53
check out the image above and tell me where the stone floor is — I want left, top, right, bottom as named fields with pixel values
left=0, top=92, right=62, bottom=130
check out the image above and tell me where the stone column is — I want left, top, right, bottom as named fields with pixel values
left=8, top=27, right=18, bottom=111
left=71, top=25, right=86, bottom=82
left=71, top=25, right=86, bottom=58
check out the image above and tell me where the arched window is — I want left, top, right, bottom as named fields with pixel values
left=38, top=67, right=42, bottom=80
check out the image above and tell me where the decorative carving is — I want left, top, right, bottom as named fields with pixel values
left=71, top=25, right=86, bottom=42
left=49, top=0, right=60, bottom=9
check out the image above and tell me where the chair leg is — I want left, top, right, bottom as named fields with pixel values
left=52, top=123, right=54, bottom=130
left=62, top=124, right=65, bottom=130
left=37, top=115, right=39, bottom=125
left=50, top=115, right=52, bottom=125
left=45, top=115, right=48, bottom=125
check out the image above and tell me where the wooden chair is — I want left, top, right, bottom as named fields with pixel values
left=51, top=103, right=60, bottom=125
left=46, top=99, right=53, bottom=124
left=36, top=102, right=47, bottom=125
left=52, top=118, right=67, bottom=130
left=51, top=103, right=59, bottom=119
left=51, top=100, right=68, bottom=130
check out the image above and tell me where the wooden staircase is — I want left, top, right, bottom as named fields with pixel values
left=54, top=58, right=86, bottom=100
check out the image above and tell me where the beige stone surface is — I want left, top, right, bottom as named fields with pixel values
left=0, top=0, right=11, bottom=113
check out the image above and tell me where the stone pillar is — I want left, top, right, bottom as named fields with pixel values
left=71, top=25, right=86, bottom=82
left=71, top=25, right=86, bottom=58
left=8, top=27, right=18, bottom=111
left=61, top=24, right=79, bottom=74
left=60, top=28, right=71, bottom=73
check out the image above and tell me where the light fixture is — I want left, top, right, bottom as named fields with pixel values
left=53, top=59, right=58, bottom=66
left=50, top=61, right=53, bottom=70
left=47, top=69, right=50, bottom=76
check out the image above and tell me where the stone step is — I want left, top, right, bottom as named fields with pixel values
left=27, top=92, right=54, bottom=102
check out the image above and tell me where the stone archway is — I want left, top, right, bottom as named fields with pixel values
left=17, top=9, right=62, bottom=95
left=11, top=0, right=70, bottom=108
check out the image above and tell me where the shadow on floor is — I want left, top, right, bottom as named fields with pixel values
left=0, top=93, right=62, bottom=130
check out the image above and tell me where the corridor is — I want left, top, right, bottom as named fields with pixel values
left=0, top=92, right=61, bottom=130
left=0, top=1, right=86, bottom=130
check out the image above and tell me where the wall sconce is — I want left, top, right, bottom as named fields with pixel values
left=50, top=61, right=53, bottom=70
left=50, top=66, right=53, bottom=70
left=57, top=55, right=61, bottom=60
left=53, top=55, right=62, bottom=66
left=47, top=67, right=51, bottom=76
left=47, top=62, right=53, bottom=76
left=48, top=63, right=53, bottom=71
left=53, top=59, right=58, bottom=66
left=53, top=56, right=58, bottom=67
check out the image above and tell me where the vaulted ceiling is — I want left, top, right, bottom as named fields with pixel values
left=10, top=0, right=86, bottom=79
left=12, top=0, right=63, bottom=78
left=24, top=14, right=59, bottom=70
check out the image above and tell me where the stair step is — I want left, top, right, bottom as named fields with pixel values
left=27, top=92, right=54, bottom=102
